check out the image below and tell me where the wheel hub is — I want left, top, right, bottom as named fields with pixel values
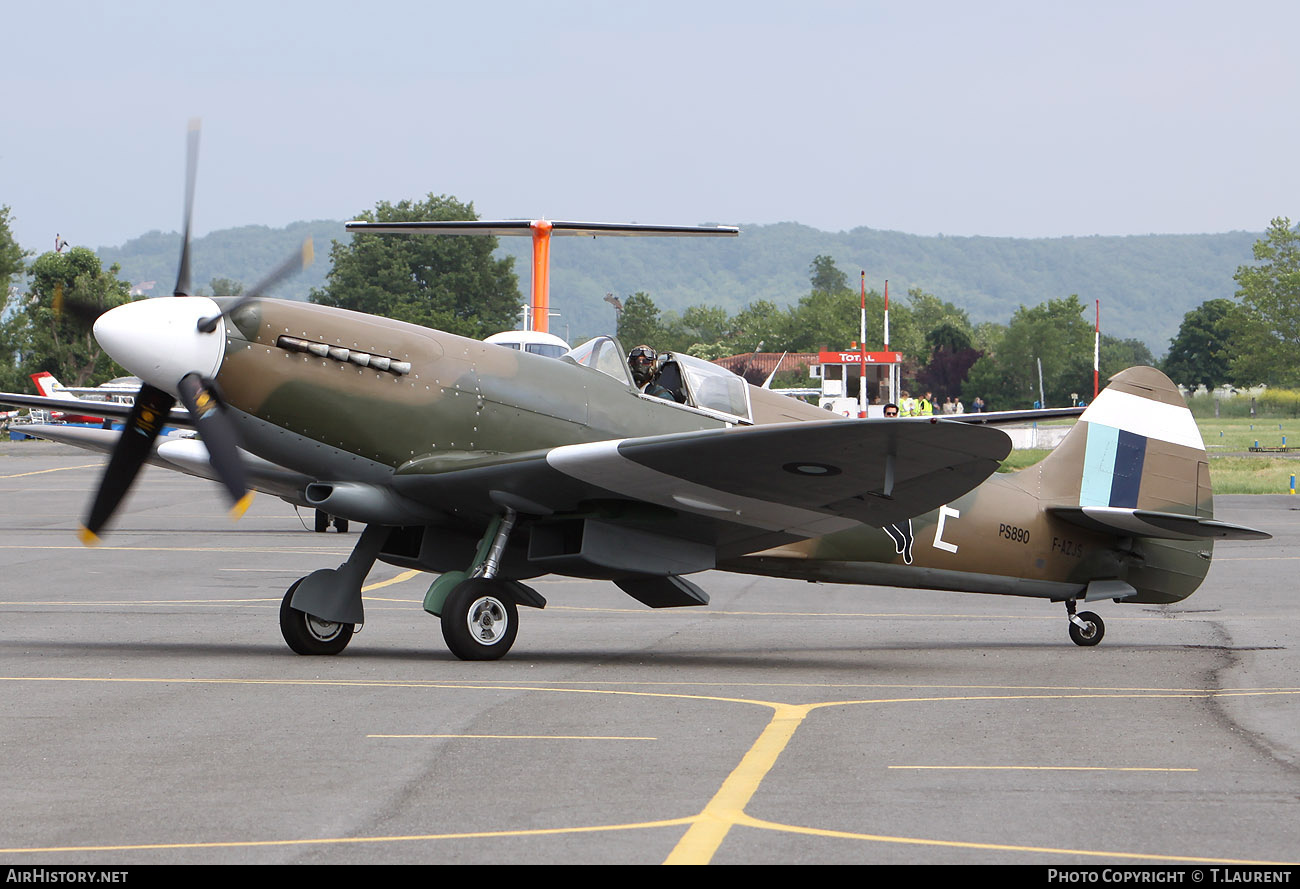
left=467, top=596, right=509, bottom=644
left=305, top=614, right=344, bottom=643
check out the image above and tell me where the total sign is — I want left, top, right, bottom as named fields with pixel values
left=818, top=351, right=903, bottom=364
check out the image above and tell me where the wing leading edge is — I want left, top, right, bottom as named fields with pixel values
left=394, top=418, right=1012, bottom=556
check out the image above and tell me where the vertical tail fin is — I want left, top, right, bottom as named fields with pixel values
left=31, top=372, right=72, bottom=400
left=1013, top=366, right=1267, bottom=605
left=1017, top=366, right=1211, bottom=517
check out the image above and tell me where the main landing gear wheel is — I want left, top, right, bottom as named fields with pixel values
left=280, top=580, right=355, bottom=655
left=1068, top=610, right=1105, bottom=647
left=441, top=578, right=519, bottom=661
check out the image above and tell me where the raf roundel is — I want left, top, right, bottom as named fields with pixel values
left=783, top=462, right=842, bottom=477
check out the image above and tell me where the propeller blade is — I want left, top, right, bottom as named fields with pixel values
left=79, top=383, right=176, bottom=545
left=48, top=269, right=109, bottom=326
left=197, top=239, right=313, bottom=333
left=175, top=373, right=253, bottom=518
left=173, top=118, right=201, bottom=297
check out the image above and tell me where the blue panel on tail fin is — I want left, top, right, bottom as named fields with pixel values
left=1080, top=422, right=1119, bottom=507
left=1080, top=422, right=1148, bottom=507
left=1109, top=429, right=1147, bottom=508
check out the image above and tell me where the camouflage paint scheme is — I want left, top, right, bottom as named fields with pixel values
left=1, top=296, right=1268, bottom=655
left=211, top=297, right=1015, bottom=577
left=213, top=297, right=1232, bottom=605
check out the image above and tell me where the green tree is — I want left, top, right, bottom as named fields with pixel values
left=1162, top=298, right=1242, bottom=390
left=784, top=287, right=858, bottom=352
left=2, top=247, right=132, bottom=387
left=1230, top=218, right=1300, bottom=386
left=809, top=254, right=850, bottom=294
left=962, top=295, right=1094, bottom=409
left=971, top=320, right=1006, bottom=355
left=917, top=321, right=981, bottom=400
left=0, top=206, right=32, bottom=391
left=727, top=300, right=793, bottom=354
left=0, top=206, right=25, bottom=294
left=677, top=304, right=730, bottom=345
left=926, top=321, right=973, bottom=354
left=208, top=277, right=244, bottom=296
left=311, top=195, right=521, bottom=339
left=616, top=292, right=665, bottom=348
left=893, top=287, right=970, bottom=366
left=907, top=289, right=971, bottom=341
left=783, top=284, right=885, bottom=352
left=684, top=340, right=734, bottom=361
left=1101, top=335, right=1155, bottom=374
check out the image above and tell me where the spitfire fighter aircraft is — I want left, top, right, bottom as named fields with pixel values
left=1, top=133, right=1270, bottom=660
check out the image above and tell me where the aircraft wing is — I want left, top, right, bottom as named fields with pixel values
left=11, top=424, right=313, bottom=503
left=0, top=392, right=194, bottom=427
left=392, top=418, right=1011, bottom=557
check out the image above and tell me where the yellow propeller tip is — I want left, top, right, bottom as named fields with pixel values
left=77, top=526, right=101, bottom=547
left=229, top=491, right=255, bottom=521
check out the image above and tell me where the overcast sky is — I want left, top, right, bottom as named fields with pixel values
left=4, top=0, right=1297, bottom=255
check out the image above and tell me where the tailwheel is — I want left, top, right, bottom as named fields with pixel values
left=441, top=578, right=519, bottom=661
left=280, top=579, right=355, bottom=655
left=1068, top=610, right=1105, bottom=647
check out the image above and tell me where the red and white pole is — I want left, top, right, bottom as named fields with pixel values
left=1093, top=299, right=1100, bottom=400
left=883, top=279, right=893, bottom=405
left=859, top=271, right=868, bottom=417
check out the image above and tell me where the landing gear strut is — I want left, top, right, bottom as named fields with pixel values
left=280, top=524, right=386, bottom=655
left=280, top=579, right=354, bottom=655
left=1066, top=600, right=1105, bottom=647
left=429, top=509, right=534, bottom=661
left=440, top=578, right=519, bottom=660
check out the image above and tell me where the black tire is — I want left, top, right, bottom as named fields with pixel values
left=334, top=516, right=349, bottom=533
left=314, top=510, right=329, bottom=533
left=441, top=578, right=519, bottom=661
left=1069, top=610, right=1105, bottom=647
left=280, top=580, right=354, bottom=655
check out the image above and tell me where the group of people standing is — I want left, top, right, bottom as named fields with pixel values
left=895, top=391, right=955, bottom=416
left=890, top=391, right=986, bottom=416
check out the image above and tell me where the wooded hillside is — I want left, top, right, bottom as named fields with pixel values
left=96, top=221, right=1260, bottom=355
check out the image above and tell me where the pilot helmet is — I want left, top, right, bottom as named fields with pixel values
left=629, top=344, right=657, bottom=384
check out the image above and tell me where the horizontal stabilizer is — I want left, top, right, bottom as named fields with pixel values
left=1049, top=506, right=1272, bottom=541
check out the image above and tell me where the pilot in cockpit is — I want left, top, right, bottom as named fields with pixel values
left=628, top=345, right=675, bottom=401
